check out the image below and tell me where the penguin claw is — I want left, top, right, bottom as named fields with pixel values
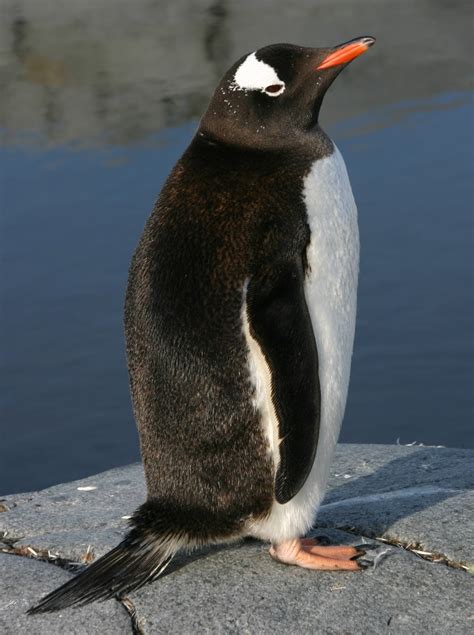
left=352, top=544, right=393, bottom=570
left=350, top=549, right=366, bottom=560
left=353, top=543, right=378, bottom=552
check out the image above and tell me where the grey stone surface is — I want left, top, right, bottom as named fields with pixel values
left=0, top=464, right=145, bottom=560
left=319, top=444, right=474, bottom=565
left=0, top=553, right=131, bottom=634
left=130, top=530, right=472, bottom=634
left=1, top=444, right=473, bottom=633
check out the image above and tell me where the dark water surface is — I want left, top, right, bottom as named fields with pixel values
left=1, top=1, right=473, bottom=494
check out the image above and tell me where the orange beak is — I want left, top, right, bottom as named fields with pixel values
left=317, top=36, right=375, bottom=70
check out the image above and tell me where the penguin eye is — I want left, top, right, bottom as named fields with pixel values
left=264, top=83, right=285, bottom=96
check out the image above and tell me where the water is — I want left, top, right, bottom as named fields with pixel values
left=1, top=1, right=473, bottom=495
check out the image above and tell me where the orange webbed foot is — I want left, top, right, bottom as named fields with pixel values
left=270, top=538, right=362, bottom=571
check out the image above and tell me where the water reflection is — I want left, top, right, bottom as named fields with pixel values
left=1, top=0, right=473, bottom=147
left=332, top=92, right=474, bottom=140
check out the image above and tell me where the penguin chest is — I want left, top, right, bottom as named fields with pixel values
left=301, top=143, right=360, bottom=514
left=245, top=144, right=359, bottom=542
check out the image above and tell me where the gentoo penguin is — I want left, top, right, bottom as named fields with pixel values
left=29, top=36, right=375, bottom=613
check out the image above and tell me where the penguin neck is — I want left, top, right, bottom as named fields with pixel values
left=196, top=121, right=334, bottom=158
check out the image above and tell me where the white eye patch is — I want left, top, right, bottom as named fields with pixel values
left=232, top=52, right=285, bottom=97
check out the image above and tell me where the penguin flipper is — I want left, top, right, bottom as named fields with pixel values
left=246, top=259, right=321, bottom=505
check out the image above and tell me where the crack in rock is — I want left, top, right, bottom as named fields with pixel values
left=120, top=595, right=146, bottom=635
left=377, top=535, right=472, bottom=572
left=1, top=542, right=144, bottom=633
left=333, top=526, right=471, bottom=572
left=1, top=542, right=84, bottom=573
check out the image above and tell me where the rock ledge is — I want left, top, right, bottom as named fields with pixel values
left=1, top=444, right=473, bottom=634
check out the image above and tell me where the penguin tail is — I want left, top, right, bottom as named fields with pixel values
left=27, top=518, right=183, bottom=614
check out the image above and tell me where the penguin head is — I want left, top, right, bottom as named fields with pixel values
left=200, top=37, right=375, bottom=149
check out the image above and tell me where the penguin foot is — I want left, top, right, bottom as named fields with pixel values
left=269, top=538, right=363, bottom=571
left=301, top=537, right=364, bottom=560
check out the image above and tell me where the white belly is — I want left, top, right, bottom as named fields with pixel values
left=246, top=144, right=359, bottom=542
